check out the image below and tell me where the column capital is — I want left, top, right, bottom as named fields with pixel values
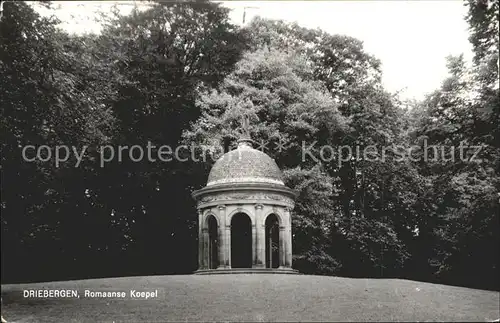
left=217, top=204, right=226, bottom=210
left=279, top=226, right=286, bottom=230
left=254, top=203, right=264, bottom=210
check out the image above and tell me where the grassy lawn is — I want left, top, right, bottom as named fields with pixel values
left=1, top=274, right=499, bottom=322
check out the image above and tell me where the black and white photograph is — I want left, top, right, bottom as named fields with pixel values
left=0, top=0, right=499, bottom=322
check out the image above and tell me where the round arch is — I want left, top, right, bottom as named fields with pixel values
left=264, top=213, right=280, bottom=268
left=203, top=212, right=220, bottom=229
left=262, top=209, right=284, bottom=226
left=230, top=212, right=253, bottom=268
left=205, top=214, right=219, bottom=269
left=227, top=208, right=254, bottom=227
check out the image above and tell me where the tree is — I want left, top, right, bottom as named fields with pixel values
left=244, top=17, right=418, bottom=276
left=0, top=1, right=117, bottom=281
left=71, top=0, right=248, bottom=275
left=0, top=0, right=247, bottom=282
left=465, top=0, right=499, bottom=65
left=412, top=0, right=499, bottom=287
left=183, top=48, right=348, bottom=273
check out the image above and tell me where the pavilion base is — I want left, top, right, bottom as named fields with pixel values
left=193, top=268, right=300, bottom=275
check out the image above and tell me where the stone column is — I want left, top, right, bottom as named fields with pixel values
left=252, top=213, right=257, bottom=268
left=279, top=226, right=286, bottom=268
left=198, top=209, right=203, bottom=270
left=254, top=204, right=265, bottom=268
left=202, top=228, right=209, bottom=269
left=225, top=222, right=231, bottom=268
left=284, top=207, right=293, bottom=268
left=285, top=226, right=292, bottom=268
left=217, top=205, right=226, bottom=269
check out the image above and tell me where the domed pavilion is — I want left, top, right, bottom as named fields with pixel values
left=192, top=136, right=299, bottom=274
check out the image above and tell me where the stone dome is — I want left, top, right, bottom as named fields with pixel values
left=206, top=139, right=284, bottom=187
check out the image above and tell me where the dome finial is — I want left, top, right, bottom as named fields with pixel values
left=238, top=114, right=253, bottom=148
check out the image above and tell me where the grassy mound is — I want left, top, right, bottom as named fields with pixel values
left=2, top=274, right=499, bottom=322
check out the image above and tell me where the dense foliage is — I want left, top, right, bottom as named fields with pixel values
left=1, top=1, right=498, bottom=290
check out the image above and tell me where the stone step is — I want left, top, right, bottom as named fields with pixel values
left=193, top=268, right=300, bottom=275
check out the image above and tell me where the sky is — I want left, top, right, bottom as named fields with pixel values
left=32, top=0, right=473, bottom=100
